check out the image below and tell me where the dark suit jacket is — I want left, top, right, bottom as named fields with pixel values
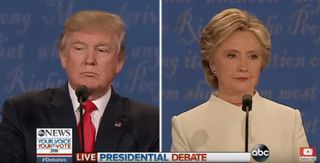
left=0, top=85, right=159, bottom=163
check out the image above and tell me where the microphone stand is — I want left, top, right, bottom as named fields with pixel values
left=78, top=98, right=85, bottom=152
left=75, top=85, right=88, bottom=153
left=244, top=106, right=249, bottom=152
left=242, top=95, right=252, bottom=153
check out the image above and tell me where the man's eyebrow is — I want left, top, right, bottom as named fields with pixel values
left=71, top=41, right=85, bottom=45
left=96, top=42, right=113, bottom=46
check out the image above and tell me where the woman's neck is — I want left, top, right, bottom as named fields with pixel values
left=216, top=90, right=254, bottom=107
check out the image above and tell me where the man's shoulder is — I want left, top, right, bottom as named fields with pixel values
left=112, top=93, right=158, bottom=123
left=9, top=88, right=57, bottom=101
left=4, top=87, right=63, bottom=108
left=127, top=99, right=158, bottom=110
left=126, top=98, right=159, bottom=116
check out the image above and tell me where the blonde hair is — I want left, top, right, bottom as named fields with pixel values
left=200, top=8, right=271, bottom=88
left=59, top=10, right=126, bottom=60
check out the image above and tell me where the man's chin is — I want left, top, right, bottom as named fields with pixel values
left=84, top=85, right=99, bottom=91
left=71, top=81, right=110, bottom=93
left=71, top=83, right=97, bottom=92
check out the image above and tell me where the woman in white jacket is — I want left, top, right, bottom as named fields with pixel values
left=171, top=8, right=310, bottom=163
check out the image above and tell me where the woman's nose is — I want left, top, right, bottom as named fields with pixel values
left=237, top=58, right=248, bottom=72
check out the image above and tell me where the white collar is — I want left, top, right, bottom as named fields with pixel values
left=68, top=83, right=111, bottom=114
left=210, top=91, right=262, bottom=109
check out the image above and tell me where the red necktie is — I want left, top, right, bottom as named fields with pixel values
left=78, top=101, right=97, bottom=152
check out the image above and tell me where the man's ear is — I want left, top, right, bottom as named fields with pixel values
left=116, top=60, right=124, bottom=74
left=115, top=49, right=126, bottom=74
left=59, top=51, right=67, bottom=69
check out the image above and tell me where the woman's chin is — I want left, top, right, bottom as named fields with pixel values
left=233, top=86, right=255, bottom=95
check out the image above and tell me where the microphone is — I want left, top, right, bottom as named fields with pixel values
left=242, top=95, right=252, bottom=112
left=75, top=85, right=88, bottom=152
left=242, top=95, right=252, bottom=152
left=76, top=85, right=88, bottom=103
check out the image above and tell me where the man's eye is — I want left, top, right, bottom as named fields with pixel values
left=98, top=49, right=107, bottom=52
left=97, top=48, right=112, bottom=54
left=74, top=46, right=84, bottom=51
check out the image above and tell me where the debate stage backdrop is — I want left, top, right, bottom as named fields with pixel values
left=1, top=0, right=319, bottom=153
left=0, top=0, right=159, bottom=117
left=163, top=0, right=320, bottom=151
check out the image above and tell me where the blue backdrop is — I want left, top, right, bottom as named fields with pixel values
left=1, top=0, right=319, bottom=153
left=163, top=0, right=320, bottom=151
left=0, top=0, right=159, bottom=120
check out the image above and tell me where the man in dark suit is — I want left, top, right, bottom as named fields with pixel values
left=0, top=10, right=159, bottom=162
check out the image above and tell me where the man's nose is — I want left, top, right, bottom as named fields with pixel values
left=84, top=48, right=97, bottom=65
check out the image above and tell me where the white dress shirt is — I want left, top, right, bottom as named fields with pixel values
left=68, top=83, right=111, bottom=138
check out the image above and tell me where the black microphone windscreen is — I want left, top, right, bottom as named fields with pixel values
left=242, top=95, right=252, bottom=111
left=75, top=85, right=88, bottom=103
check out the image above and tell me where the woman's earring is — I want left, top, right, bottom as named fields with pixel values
left=210, top=65, right=216, bottom=76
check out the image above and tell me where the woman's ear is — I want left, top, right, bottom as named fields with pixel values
left=210, top=64, right=216, bottom=75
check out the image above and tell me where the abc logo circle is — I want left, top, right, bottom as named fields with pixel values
left=38, top=130, right=45, bottom=137
left=251, top=144, right=269, bottom=162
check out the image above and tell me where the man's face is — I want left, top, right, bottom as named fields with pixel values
left=60, top=30, right=124, bottom=99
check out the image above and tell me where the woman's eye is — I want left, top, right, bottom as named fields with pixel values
left=250, top=54, right=258, bottom=60
left=227, top=53, right=236, bottom=58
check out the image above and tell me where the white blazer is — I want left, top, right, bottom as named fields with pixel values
left=171, top=92, right=310, bottom=163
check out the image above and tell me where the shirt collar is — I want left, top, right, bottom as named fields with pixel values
left=210, top=91, right=261, bottom=109
left=68, top=83, right=111, bottom=114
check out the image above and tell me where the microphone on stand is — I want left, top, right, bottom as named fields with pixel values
left=242, top=95, right=252, bottom=152
left=75, top=85, right=89, bottom=152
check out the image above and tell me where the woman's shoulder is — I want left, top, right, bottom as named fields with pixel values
left=174, top=100, right=212, bottom=121
left=257, top=94, right=301, bottom=118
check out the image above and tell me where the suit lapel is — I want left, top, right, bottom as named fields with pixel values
left=95, top=89, right=128, bottom=152
left=50, top=85, right=81, bottom=153
left=49, top=86, right=128, bottom=152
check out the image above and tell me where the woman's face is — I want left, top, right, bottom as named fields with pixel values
left=211, top=31, right=263, bottom=96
